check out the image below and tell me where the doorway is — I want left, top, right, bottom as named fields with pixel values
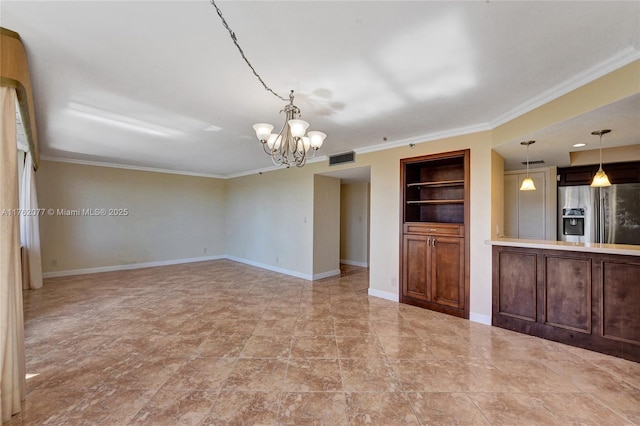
left=315, top=166, right=371, bottom=286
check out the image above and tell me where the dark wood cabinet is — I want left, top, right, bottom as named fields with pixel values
left=558, top=161, right=640, bottom=186
left=400, top=150, right=470, bottom=318
left=492, top=245, right=640, bottom=362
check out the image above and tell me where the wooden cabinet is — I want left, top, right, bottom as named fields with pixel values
left=400, top=150, right=469, bottom=318
left=492, top=245, right=640, bottom=362
left=558, top=161, right=640, bottom=186
left=402, top=231, right=464, bottom=308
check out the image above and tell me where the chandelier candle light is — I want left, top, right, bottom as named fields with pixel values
left=520, top=140, right=536, bottom=191
left=590, top=129, right=612, bottom=187
left=253, top=91, right=326, bottom=167
left=209, top=0, right=326, bottom=168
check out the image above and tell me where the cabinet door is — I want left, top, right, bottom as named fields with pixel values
left=504, top=171, right=546, bottom=239
left=402, top=234, right=430, bottom=300
left=430, top=236, right=464, bottom=309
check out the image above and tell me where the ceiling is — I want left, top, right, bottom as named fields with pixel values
left=2, top=1, right=639, bottom=177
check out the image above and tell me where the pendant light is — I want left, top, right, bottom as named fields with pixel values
left=590, top=129, right=611, bottom=187
left=520, top=141, right=536, bottom=191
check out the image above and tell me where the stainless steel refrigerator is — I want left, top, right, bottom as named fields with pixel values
left=558, top=183, right=640, bottom=245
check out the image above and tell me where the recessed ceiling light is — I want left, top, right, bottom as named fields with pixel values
left=204, top=125, right=222, bottom=132
left=573, top=143, right=587, bottom=147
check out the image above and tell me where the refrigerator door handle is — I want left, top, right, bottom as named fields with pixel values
left=597, top=189, right=605, bottom=243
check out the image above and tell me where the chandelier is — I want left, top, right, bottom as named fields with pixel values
left=210, top=0, right=327, bottom=168
left=253, top=91, right=326, bottom=167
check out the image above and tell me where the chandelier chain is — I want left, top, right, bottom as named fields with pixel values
left=209, top=0, right=287, bottom=102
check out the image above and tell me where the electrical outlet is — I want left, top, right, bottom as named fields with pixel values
left=51, top=259, right=57, bottom=267
left=203, top=248, right=207, bottom=254
left=391, top=277, right=397, bottom=289
left=275, top=256, right=279, bottom=263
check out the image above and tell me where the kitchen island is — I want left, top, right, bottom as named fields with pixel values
left=488, top=238, right=640, bottom=362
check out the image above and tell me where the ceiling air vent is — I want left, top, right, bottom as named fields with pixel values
left=329, top=151, right=356, bottom=166
left=521, top=160, right=545, bottom=165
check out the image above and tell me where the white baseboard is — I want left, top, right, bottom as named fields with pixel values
left=43, top=254, right=329, bottom=282
left=470, top=312, right=492, bottom=325
left=367, top=288, right=399, bottom=302
left=340, top=259, right=369, bottom=268
left=225, top=255, right=313, bottom=281
left=312, top=269, right=341, bottom=280
left=42, top=255, right=226, bottom=278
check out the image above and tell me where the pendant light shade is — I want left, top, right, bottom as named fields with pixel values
left=591, top=168, right=611, bottom=187
left=520, top=177, right=536, bottom=191
left=519, top=141, right=536, bottom=191
left=590, top=129, right=611, bottom=188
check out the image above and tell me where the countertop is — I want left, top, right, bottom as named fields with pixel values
left=485, top=238, right=640, bottom=256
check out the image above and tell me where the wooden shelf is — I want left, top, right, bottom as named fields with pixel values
left=407, top=199, right=464, bottom=205
left=407, top=179, right=464, bottom=188
left=401, top=150, right=470, bottom=319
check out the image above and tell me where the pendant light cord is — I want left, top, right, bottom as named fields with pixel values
left=599, top=134, right=603, bottom=169
left=209, top=0, right=287, bottom=102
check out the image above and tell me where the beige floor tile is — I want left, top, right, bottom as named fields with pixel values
left=240, top=335, right=292, bottom=358
left=544, top=359, right=638, bottom=393
left=340, top=358, right=401, bottom=391
left=492, top=359, right=581, bottom=393
left=205, top=390, right=280, bottom=425
left=377, top=335, right=437, bottom=360
left=161, top=357, right=236, bottom=391
left=333, top=319, right=377, bottom=336
left=284, top=359, right=342, bottom=392
left=69, top=388, right=156, bottom=424
left=129, top=389, right=216, bottom=424
left=468, top=392, right=564, bottom=425
left=371, top=319, right=420, bottom=337
left=197, top=334, right=249, bottom=358
left=294, top=318, right=334, bottom=336
left=11, top=260, right=637, bottom=426
left=407, top=392, right=490, bottom=425
left=108, top=356, right=185, bottom=390
left=389, top=359, right=464, bottom=392
left=223, top=358, right=288, bottom=391
left=533, top=392, right=633, bottom=425
left=4, top=389, right=87, bottom=425
left=346, top=391, right=420, bottom=425
left=252, top=318, right=297, bottom=336
left=290, top=335, right=338, bottom=359
left=336, top=335, right=386, bottom=358
left=278, top=392, right=348, bottom=425
left=590, top=390, right=640, bottom=424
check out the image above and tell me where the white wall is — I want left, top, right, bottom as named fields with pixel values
left=224, top=167, right=314, bottom=279
left=36, top=160, right=227, bottom=274
left=313, top=175, right=341, bottom=278
left=340, top=182, right=370, bottom=267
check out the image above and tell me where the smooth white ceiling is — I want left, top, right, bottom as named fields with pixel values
left=2, top=1, right=639, bottom=177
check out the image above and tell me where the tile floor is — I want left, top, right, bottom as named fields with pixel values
left=6, top=260, right=640, bottom=425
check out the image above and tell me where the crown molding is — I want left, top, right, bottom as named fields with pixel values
left=40, top=156, right=226, bottom=179
left=354, top=122, right=493, bottom=156
left=490, top=46, right=640, bottom=128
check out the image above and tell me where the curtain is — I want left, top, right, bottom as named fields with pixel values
left=0, top=86, right=26, bottom=422
left=20, top=152, right=43, bottom=290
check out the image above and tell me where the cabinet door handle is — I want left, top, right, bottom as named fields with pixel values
left=433, top=238, right=437, bottom=246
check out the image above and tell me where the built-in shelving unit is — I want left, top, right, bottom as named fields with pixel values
left=400, top=149, right=470, bottom=319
